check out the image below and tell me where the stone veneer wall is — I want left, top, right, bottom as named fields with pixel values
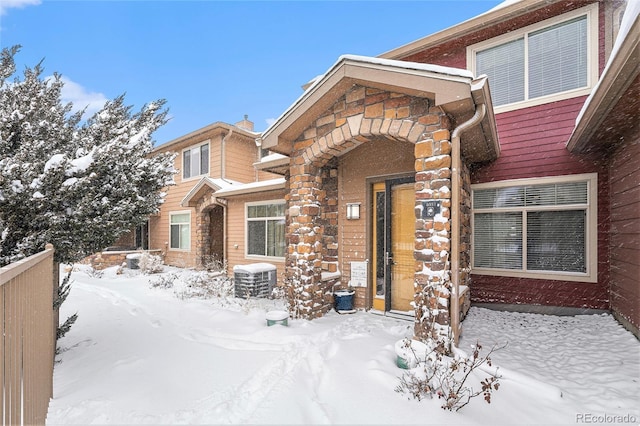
left=285, top=84, right=455, bottom=341
left=412, top=127, right=454, bottom=342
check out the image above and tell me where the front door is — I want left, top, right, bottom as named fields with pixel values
left=372, top=177, right=415, bottom=312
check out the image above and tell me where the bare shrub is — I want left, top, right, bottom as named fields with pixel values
left=139, top=252, right=164, bottom=274
left=395, top=339, right=504, bottom=411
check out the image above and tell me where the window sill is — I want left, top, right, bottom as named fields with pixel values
left=471, top=268, right=597, bottom=283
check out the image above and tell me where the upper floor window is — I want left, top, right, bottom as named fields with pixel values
left=182, top=142, right=209, bottom=180
left=471, top=173, right=597, bottom=283
left=468, top=4, right=598, bottom=112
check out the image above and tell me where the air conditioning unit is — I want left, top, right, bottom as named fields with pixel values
left=233, top=263, right=277, bottom=298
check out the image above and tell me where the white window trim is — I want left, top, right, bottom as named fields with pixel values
left=471, top=173, right=598, bottom=283
left=467, top=3, right=599, bottom=114
left=181, top=140, right=210, bottom=182
left=169, top=210, right=191, bottom=251
left=245, top=200, right=286, bottom=261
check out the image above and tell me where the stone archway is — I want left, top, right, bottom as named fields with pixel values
left=195, top=192, right=227, bottom=270
left=285, top=84, right=455, bottom=342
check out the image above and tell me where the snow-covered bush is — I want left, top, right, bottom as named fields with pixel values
left=149, top=272, right=178, bottom=290
left=0, top=46, right=176, bottom=266
left=177, top=271, right=234, bottom=300
left=138, top=252, right=164, bottom=274
left=395, top=338, right=503, bottom=411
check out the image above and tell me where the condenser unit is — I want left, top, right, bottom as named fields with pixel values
left=233, top=263, right=277, bottom=298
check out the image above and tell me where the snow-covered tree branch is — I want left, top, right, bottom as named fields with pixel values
left=0, top=46, right=176, bottom=266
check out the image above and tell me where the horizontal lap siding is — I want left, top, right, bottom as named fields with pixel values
left=225, top=190, right=287, bottom=281
left=609, top=131, right=640, bottom=332
left=470, top=98, right=611, bottom=309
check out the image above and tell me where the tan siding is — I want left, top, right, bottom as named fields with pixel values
left=225, top=136, right=259, bottom=183
left=225, top=189, right=287, bottom=281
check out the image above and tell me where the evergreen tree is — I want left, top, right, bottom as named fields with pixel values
left=0, top=46, right=176, bottom=266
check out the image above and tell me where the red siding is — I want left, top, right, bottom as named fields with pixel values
left=609, top=129, right=640, bottom=331
left=397, top=0, right=613, bottom=310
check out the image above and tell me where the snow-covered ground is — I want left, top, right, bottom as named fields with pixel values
left=47, top=265, right=640, bottom=425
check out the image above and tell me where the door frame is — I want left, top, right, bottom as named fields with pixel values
left=368, top=174, right=415, bottom=312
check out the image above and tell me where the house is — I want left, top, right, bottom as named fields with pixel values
left=145, top=116, right=282, bottom=269
left=146, top=0, right=638, bottom=344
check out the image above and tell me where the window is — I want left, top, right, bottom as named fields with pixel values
left=246, top=202, right=285, bottom=258
left=170, top=212, right=191, bottom=250
left=468, top=4, right=598, bottom=111
left=471, top=174, right=597, bottom=282
left=182, top=142, right=209, bottom=179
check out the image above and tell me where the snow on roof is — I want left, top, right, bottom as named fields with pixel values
left=214, top=177, right=286, bottom=197
left=575, top=0, right=640, bottom=126
left=260, top=153, right=288, bottom=163
left=262, top=54, right=474, bottom=138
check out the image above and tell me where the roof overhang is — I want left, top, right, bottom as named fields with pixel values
left=214, top=178, right=287, bottom=198
left=181, top=177, right=236, bottom=207
left=261, top=55, right=499, bottom=163
left=379, top=0, right=553, bottom=60
left=153, top=122, right=259, bottom=153
left=567, top=4, right=640, bottom=153
left=253, top=153, right=289, bottom=175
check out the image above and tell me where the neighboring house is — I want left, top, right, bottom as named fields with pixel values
left=146, top=116, right=282, bottom=269
left=146, top=0, right=638, bottom=342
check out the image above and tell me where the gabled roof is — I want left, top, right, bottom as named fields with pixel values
left=260, top=54, right=499, bottom=162
left=567, top=1, right=640, bottom=152
left=180, top=177, right=240, bottom=207
left=379, top=0, right=549, bottom=60
left=152, top=121, right=260, bottom=153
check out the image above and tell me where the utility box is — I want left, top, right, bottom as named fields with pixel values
left=233, top=263, right=277, bottom=298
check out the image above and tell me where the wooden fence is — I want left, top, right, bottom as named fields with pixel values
left=0, top=244, right=56, bottom=426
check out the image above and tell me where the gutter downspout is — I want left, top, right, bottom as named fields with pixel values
left=221, top=129, right=233, bottom=266
left=450, top=102, right=486, bottom=348
left=221, top=128, right=233, bottom=181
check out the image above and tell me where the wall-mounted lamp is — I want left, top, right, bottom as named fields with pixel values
left=346, top=203, right=361, bottom=220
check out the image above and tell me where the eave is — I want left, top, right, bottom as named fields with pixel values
left=379, top=0, right=552, bottom=60
left=181, top=177, right=236, bottom=207
left=567, top=6, right=640, bottom=153
left=261, top=55, right=499, bottom=163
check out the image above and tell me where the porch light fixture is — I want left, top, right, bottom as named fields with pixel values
left=346, top=203, right=360, bottom=220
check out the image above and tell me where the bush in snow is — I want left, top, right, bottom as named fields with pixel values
left=149, top=272, right=178, bottom=289
left=138, top=252, right=164, bottom=274
left=0, top=46, right=176, bottom=266
left=179, top=271, right=234, bottom=300
left=54, top=270, right=78, bottom=341
left=395, top=338, right=503, bottom=411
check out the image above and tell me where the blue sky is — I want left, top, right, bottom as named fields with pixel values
left=0, top=0, right=503, bottom=146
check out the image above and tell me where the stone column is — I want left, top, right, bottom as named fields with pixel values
left=413, top=123, right=453, bottom=345
left=285, top=162, right=325, bottom=318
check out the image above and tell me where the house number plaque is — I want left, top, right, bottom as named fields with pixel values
left=421, top=200, right=441, bottom=219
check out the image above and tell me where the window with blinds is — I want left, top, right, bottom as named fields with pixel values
left=470, top=4, right=596, bottom=110
left=471, top=174, right=597, bottom=282
left=246, top=202, right=286, bottom=258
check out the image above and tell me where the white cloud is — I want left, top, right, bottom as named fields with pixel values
left=265, top=118, right=276, bottom=127
left=0, top=0, right=41, bottom=15
left=58, top=76, right=108, bottom=117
